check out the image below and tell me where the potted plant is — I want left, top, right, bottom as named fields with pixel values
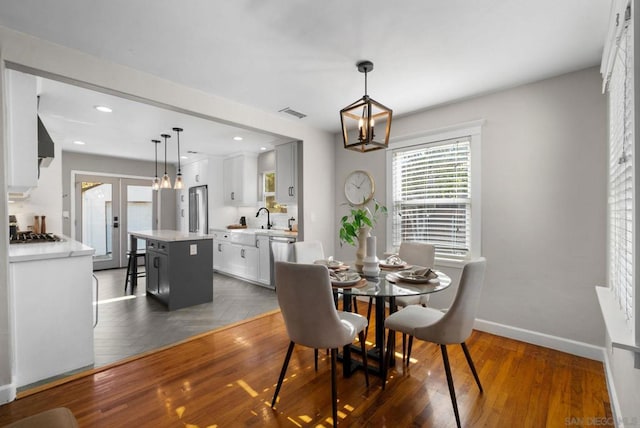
left=339, top=200, right=387, bottom=272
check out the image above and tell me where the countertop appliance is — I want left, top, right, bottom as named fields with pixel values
left=189, top=185, right=208, bottom=234
left=10, top=232, right=63, bottom=244
left=269, top=235, right=296, bottom=288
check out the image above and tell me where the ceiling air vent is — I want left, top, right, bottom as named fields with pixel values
left=279, top=107, right=307, bottom=119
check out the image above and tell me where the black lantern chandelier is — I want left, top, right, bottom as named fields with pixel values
left=151, top=139, right=161, bottom=191
left=340, top=60, right=392, bottom=153
left=173, top=127, right=184, bottom=190
left=160, top=133, right=172, bottom=189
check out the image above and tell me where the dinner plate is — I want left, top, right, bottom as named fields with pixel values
left=394, top=270, right=438, bottom=283
left=314, top=259, right=344, bottom=269
left=332, top=278, right=367, bottom=288
left=379, top=261, right=408, bottom=269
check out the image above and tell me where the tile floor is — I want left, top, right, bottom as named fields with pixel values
left=93, top=268, right=279, bottom=367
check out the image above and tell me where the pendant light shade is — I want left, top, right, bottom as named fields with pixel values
left=340, top=60, right=392, bottom=153
left=160, top=133, right=172, bottom=189
left=151, top=139, right=161, bottom=191
left=173, top=127, right=184, bottom=190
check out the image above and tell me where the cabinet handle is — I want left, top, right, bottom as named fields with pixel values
left=231, top=191, right=235, bottom=200
left=241, top=248, right=245, bottom=258
left=181, top=209, right=185, bottom=218
left=153, top=257, right=160, bottom=268
left=218, top=243, right=222, bottom=252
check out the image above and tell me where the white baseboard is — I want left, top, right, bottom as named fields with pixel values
left=601, top=352, right=624, bottom=428
left=0, top=382, right=16, bottom=404
left=474, top=318, right=606, bottom=362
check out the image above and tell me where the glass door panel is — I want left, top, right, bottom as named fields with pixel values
left=123, top=182, right=154, bottom=262
left=77, top=176, right=121, bottom=270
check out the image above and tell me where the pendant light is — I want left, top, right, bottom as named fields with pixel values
left=151, top=139, right=161, bottom=190
left=173, top=127, right=184, bottom=190
left=340, top=60, right=393, bottom=153
left=160, top=133, right=172, bottom=189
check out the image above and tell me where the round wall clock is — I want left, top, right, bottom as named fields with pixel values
left=344, top=170, right=375, bottom=205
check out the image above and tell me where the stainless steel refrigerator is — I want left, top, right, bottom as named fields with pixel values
left=189, top=185, right=208, bottom=233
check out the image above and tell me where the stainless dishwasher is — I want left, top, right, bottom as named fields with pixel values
left=269, top=235, right=296, bottom=288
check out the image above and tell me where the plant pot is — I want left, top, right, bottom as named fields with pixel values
left=355, top=226, right=370, bottom=273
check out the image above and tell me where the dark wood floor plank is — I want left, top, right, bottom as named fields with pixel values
left=0, top=307, right=612, bottom=427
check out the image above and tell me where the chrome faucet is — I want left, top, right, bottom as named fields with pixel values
left=287, top=217, right=295, bottom=231
left=256, top=207, right=272, bottom=229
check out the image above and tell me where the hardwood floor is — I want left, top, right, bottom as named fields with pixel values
left=0, top=306, right=612, bottom=427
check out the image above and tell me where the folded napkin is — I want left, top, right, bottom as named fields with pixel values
left=384, top=254, right=404, bottom=265
left=411, top=267, right=438, bottom=280
left=329, top=270, right=360, bottom=282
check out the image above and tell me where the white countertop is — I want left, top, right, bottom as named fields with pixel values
left=9, top=236, right=95, bottom=262
left=210, top=227, right=298, bottom=238
left=130, top=230, right=214, bottom=242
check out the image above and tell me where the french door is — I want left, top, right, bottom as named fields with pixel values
left=75, top=174, right=154, bottom=270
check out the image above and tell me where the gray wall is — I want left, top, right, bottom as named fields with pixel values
left=61, top=151, right=176, bottom=236
left=334, top=66, right=607, bottom=347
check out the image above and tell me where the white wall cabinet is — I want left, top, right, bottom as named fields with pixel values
left=6, top=69, right=38, bottom=192
left=176, top=159, right=209, bottom=232
left=257, top=235, right=270, bottom=285
left=275, top=142, right=298, bottom=204
left=223, top=154, right=258, bottom=206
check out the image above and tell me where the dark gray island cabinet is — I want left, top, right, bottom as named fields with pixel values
left=131, top=230, right=213, bottom=310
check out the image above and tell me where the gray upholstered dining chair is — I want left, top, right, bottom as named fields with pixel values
left=271, top=261, right=369, bottom=427
left=383, top=257, right=486, bottom=428
left=294, top=240, right=362, bottom=315
left=362, top=242, right=436, bottom=350
left=293, top=240, right=325, bottom=264
left=395, top=241, right=436, bottom=307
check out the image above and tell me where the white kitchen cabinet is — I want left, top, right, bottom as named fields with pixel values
left=275, top=142, right=298, bottom=204
left=212, top=239, right=224, bottom=271
left=182, top=159, right=208, bottom=188
left=177, top=190, right=188, bottom=232
left=177, top=159, right=209, bottom=232
left=212, top=230, right=261, bottom=283
left=257, top=235, right=270, bottom=285
left=223, top=154, right=258, bottom=206
left=9, top=239, right=95, bottom=388
left=223, top=244, right=257, bottom=281
left=5, top=69, right=38, bottom=192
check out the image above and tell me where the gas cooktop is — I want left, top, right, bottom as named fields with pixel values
left=9, top=232, right=63, bottom=244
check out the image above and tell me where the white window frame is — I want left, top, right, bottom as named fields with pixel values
left=597, top=0, right=640, bottom=361
left=386, top=120, right=483, bottom=267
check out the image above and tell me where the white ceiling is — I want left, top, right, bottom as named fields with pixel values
left=0, top=0, right=611, bottom=162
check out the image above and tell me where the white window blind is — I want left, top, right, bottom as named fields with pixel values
left=608, top=8, right=634, bottom=322
left=391, top=138, right=471, bottom=261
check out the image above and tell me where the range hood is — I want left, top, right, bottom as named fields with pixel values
left=38, top=115, right=55, bottom=169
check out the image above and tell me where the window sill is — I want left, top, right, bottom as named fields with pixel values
left=596, top=286, right=640, bottom=354
left=434, top=257, right=467, bottom=269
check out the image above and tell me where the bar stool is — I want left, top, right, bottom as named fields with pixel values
left=124, top=250, right=146, bottom=292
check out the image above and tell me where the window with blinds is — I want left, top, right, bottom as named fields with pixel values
left=608, top=9, right=634, bottom=322
left=391, top=138, right=471, bottom=261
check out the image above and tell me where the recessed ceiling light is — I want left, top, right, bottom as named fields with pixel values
left=233, top=136, right=243, bottom=141
left=260, top=147, right=267, bottom=151
left=181, top=155, right=188, bottom=160
left=94, top=105, right=112, bottom=113
left=73, top=140, right=86, bottom=145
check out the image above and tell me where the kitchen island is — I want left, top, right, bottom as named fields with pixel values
left=9, top=237, right=95, bottom=389
left=130, top=230, right=213, bottom=311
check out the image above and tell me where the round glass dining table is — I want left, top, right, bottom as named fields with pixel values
left=333, top=268, right=452, bottom=377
